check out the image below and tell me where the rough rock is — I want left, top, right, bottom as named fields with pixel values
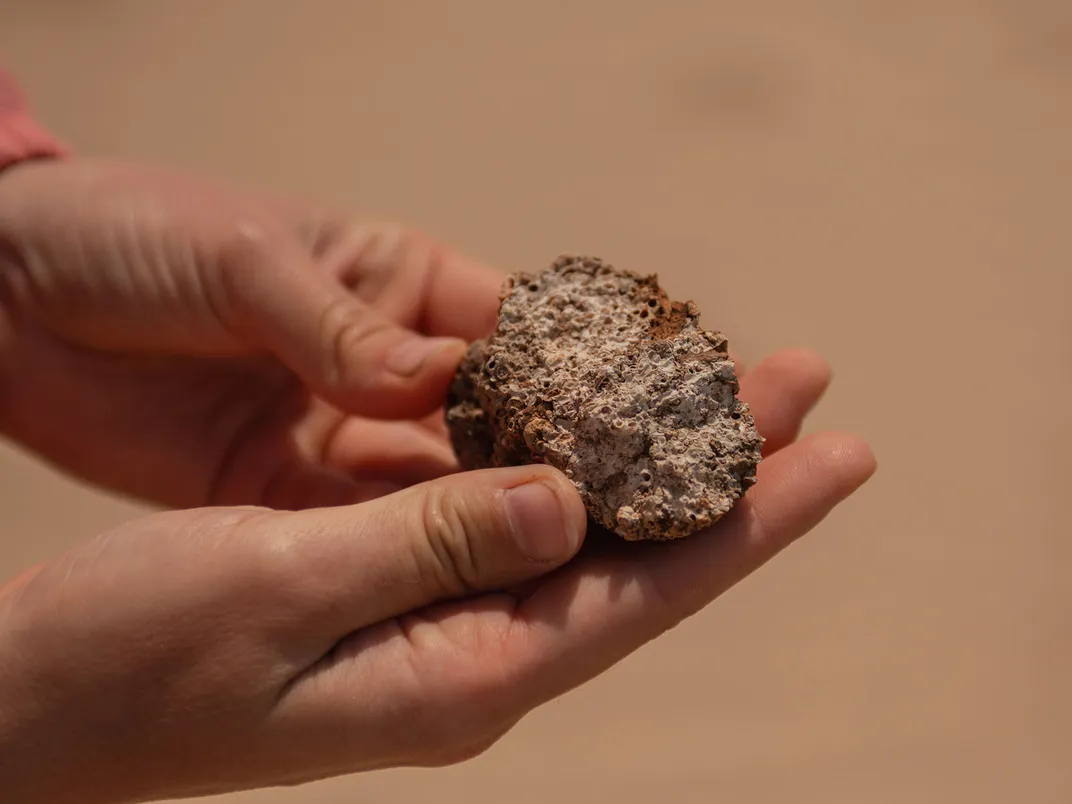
left=445, top=255, right=763, bottom=541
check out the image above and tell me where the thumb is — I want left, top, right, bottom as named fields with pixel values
left=222, top=231, right=467, bottom=419
left=262, top=465, right=587, bottom=651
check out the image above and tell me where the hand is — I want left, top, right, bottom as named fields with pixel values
left=0, top=156, right=876, bottom=802
left=0, top=158, right=502, bottom=509
left=0, top=340, right=874, bottom=803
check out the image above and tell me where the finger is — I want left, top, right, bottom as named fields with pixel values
left=739, top=347, right=832, bottom=454
left=323, top=416, right=459, bottom=486
left=417, top=407, right=452, bottom=439
left=318, top=222, right=505, bottom=341
left=219, top=230, right=468, bottom=419
left=418, top=246, right=504, bottom=339
left=506, top=431, right=876, bottom=705
left=275, top=431, right=875, bottom=755
left=258, top=465, right=587, bottom=655
left=255, top=463, right=398, bottom=510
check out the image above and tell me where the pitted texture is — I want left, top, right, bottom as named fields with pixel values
left=446, top=255, right=763, bottom=541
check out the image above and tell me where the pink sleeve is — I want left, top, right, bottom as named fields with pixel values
left=0, top=67, right=68, bottom=172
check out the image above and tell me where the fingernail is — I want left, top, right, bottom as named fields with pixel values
left=385, top=336, right=464, bottom=377
left=505, top=481, right=578, bottom=562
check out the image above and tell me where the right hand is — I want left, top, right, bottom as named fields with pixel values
left=0, top=464, right=587, bottom=803
left=0, top=347, right=875, bottom=804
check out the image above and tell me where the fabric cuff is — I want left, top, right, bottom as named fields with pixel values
left=0, top=111, right=69, bottom=173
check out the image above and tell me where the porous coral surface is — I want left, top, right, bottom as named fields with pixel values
left=446, top=255, right=763, bottom=541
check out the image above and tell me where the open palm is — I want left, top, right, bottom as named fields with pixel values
left=265, top=348, right=871, bottom=777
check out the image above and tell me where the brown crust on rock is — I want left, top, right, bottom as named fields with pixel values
left=445, top=255, right=763, bottom=541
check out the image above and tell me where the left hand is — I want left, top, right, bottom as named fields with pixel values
left=0, top=158, right=503, bottom=509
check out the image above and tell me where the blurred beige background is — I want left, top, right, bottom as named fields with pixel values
left=2, top=1, right=1070, bottom=802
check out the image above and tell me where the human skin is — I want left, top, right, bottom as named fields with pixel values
left=0, top=155, right=875, bottom=802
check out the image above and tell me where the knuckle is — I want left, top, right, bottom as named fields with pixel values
left=363, top=221, right=413, bottom=267
left=222, top=508, right=311, bottom=593
left=361, top=221, right=434, bottom=268
left=357, top=222, right=441, bottom=284
left=226, top=509, right=372, bottom=622
left=219, top=221, right=275, bottom=260
left=300, top=213, right=348, bottom=258
left=133, top=506, right=275, bottom=558
left=413, top=486, right=486, bottom=597
left=216, top=222, right=276, bottom=281
left=211, top=222, right=281, bottom=320
left=317, top=296, right=393, bottom=387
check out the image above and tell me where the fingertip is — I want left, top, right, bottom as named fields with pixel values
left=468, top=465, right=588, bottom=562
left=503, top=465, right=587, bottom=534
left=814, top=431, right=878, bottom=489
left=756, top=430, right=877, bottom=503
left=324, top=335, right=466, bottom=420
left=384, top=336, right=468, bottom=379
left=769, top=347, right=833, bottom=393
left=803, top=430, right=876, bottom=473
left=424, top=248, right=509, bottom=340
left=536, top=468, right=589, bottom=557
left=381, top=334, right=469, bottom=413
left=505, top=481, right=584, bottom=563
left=739, top=347, right=834, bottom=455
left=798, top=346, right=833, bottom=385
